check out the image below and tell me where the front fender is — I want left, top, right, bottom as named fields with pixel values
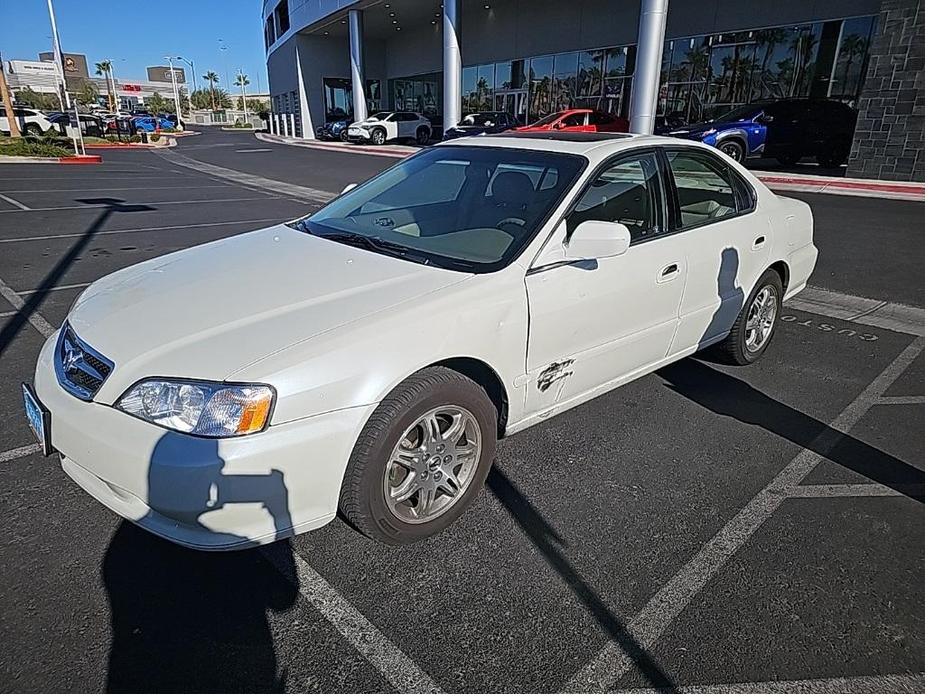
left=232, top=271, right=529, bottom=428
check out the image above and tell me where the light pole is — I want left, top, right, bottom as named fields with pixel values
left=175, top=55, right=195, bottom=110
left=46, top=0, right=83, bottom=155
left=164, top=56, right=182, bottom=117
left=218, top=39, right=230, bottom=90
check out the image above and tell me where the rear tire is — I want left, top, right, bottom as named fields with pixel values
left=340, top=130, right=350, bottom=142
left=415, top=126, right=430, bottom=145
left=339, top=367, right=497, bottom=545
left=712, top=269, right=783, bottom=366
left=718, top=139, right=745, bottom=162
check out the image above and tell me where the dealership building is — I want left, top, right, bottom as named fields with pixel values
left=263, top=0, right=923, bottom=181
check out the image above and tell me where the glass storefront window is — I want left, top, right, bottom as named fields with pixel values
left=462, top=66, right=478, bottom=114
left=577, top=50, right=604, bottom=105
left=552, top=52, right=579, bottom=112
left=829, top=16, right=875, bottom=101
left=323, top=77, right=352, bottom=122
left=475, top=64, right=495, bottom=111
left=528, top=55, right=555, bottom=122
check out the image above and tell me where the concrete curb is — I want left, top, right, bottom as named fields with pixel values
left=0, top=154, right=103, bottom=164
left=255, top=131, right=925, bottom=201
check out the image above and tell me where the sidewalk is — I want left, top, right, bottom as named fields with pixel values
left=256, top=132, right=925, bottom=202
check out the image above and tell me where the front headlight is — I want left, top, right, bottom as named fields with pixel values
left=117, top=379, right=275, bottom=437
left=701, top=128, right=717, bottom=138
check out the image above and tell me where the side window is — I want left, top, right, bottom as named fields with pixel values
left=589, top=111, right=614, bottom=126
left=567, top=153, right=662, bottom=241
left=561, top=112, right=586, bottom=127
left=666, top=150, right=738, bottom=228
left=731, top=171, right=756, bottom=213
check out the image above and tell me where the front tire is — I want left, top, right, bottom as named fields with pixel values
left=23, top=123, right=44, bottom=137
left=712, top=269, right=783, bottom=365
left=370, top=128, right=386, bottom=145
left=339, top=367, right=497, bottom=545
left=718, top=139, right=745, bottom=162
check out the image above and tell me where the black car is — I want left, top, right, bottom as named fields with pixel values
left=668, top=98, right=858, bottom=168
left=317, top=118, right=353, bottom=141
left=442, top=112, right=517, bottom=140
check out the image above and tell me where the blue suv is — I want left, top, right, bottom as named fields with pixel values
left=668, top=98, right=857, bottom=168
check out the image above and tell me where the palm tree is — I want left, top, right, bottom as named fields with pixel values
left=95, top=60, right=115, bottom=111
left=202, top=71, right=220, bottom=110
left=234, top=72, right=251, bottom=119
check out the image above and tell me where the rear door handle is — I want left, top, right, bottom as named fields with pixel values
left=658, top=262, right=681, bottom=283
left=752, top=236, right=766, bottom=250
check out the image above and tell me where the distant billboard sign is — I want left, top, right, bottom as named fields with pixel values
left=147, top=66, right=186, bottom=84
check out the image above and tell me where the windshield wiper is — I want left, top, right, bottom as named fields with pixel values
left=314, top=231, right=433, bottom=266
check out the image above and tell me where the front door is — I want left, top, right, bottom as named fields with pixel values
left=525, top=151, right=684, bottom=415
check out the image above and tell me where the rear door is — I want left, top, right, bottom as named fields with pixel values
left=762, top=100, right=808, bottom=157
left=662, top=148, right=769, bottom=353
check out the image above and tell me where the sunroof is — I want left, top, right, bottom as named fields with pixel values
left=489, top=131, right=636, bottom=142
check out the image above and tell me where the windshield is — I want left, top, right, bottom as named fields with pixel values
left=528, top=111, right=566, bottom=127
left=462, top=113, right=498, bottom=126
left=713, top=105, right=763, bottom=123
left=291, top=146, right=585, bottom=273
left=367, top=111, right=392, bottom=121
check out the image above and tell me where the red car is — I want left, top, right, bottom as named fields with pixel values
left=515, top=108, right=629, bottom=134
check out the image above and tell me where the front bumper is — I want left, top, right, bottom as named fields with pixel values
left=34, top=332, right=375, bottom=550
left=345, top=128, right=372, bottom=142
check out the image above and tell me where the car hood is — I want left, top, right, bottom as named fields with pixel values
left=69, top=224, right=469, bottom=400
left=671, top=119, right=752, bottom=135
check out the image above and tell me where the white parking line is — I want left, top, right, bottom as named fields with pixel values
left=0, top=310, right=16, bottom=318
left=261, top=548, right=447, bottom=694
left=787, top=483, right=925, bottom=498
left=0, top=276, right=55, bottom=338
left=609, top=672, right=925, bottom=693
left=786, top=287, right=925, bottom=337
left=877, top=395, right=925, bottom=406
left=0, top=193, right=30, bottom=211
left=0, top=444, right=42, bottom=463
left=0, top=196, right=283, bottom=214
left=0, top=217, right=286, bottom=244
left=3, top=185, right=230, bottom=194
left=18, top=282, right=90, bottom=296
left=561, top=335, right=925, bottom=693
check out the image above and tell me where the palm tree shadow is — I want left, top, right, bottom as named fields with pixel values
left=487, top=466, right=680, bottom=692
left=658, top=359, right=924, bottom=501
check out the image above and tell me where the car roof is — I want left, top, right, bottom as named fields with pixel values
left=437, top=131, right=677, bottom=156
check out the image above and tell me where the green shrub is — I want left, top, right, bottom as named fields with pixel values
left=0, top=137, right=73, bottom=158
left=129, top=134, right=142, bottom=143
left=150, top=134, right=161, bottom=142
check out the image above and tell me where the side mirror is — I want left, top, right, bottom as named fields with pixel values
left=565, top=220, right=631, bottom=260
left=341, top=183, right=358, bottom=195
left=757, top=114, right=774, bottom=124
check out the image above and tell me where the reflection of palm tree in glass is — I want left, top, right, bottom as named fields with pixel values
left=754, top=28, right=788, bottom=98
left=836, top=34, right=869, bottom=98
left=788, top=30, right=818, bottom=96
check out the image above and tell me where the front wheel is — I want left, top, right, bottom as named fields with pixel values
left=718, top=139, right=745, bottom=162
left=339, top=367, right=497, bottom=545
left=712, top=269, right=783, bottom=365
left=23, top=123, right=44, bottom=137
left=370, top=128, right=386, bottom=145
left=339, top=130, right=350, bottom=142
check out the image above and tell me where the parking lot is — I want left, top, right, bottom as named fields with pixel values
left=0, top=130, right=922, bottom=694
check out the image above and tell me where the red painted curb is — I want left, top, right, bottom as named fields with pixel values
left=758, top=175, right=925, bottom=196
left=58, top=155, right=103, bottom=164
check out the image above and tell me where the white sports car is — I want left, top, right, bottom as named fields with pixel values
left=25, top=131, right=816, bottom=549
left=346, top=111, right=431, bottom=145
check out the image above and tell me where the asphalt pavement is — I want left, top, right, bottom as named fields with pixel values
left=0, top=129, right=922, bottom=694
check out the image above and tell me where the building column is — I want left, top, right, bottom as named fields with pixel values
left=348, top=10, right=368, bottom=122
left=629, top=0, right=669, bottom=135
left=442, top=0, right=462, bottom=134
left=295, top=44, right=315, bottom=138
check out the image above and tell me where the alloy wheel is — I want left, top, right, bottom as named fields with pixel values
left=383, top=406, right=482, bottom=524
left=744, top=285, right=778, bottom=353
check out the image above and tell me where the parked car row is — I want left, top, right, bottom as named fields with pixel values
left=1, top=106, right=182, bottom=139
left=313, top=98, right=856, bottom=169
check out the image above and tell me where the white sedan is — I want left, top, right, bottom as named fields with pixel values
left=25, top=132, right=816, bottom=549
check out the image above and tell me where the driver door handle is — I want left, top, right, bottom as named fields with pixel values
left=657, top=262, right=681, bottom=283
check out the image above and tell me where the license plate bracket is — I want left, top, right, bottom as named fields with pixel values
left=22, top=383, right=53, bottom=456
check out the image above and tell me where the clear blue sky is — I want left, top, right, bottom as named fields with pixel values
left=0, top=0, right=268, bottom=93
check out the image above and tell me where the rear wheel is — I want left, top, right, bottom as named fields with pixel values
left=339, top=367, right=497, bottom=545
left=718, top=139, right=745, bottom=163
left=370, top=128, right=386, bottom=145
left=712, top=269, right=783, bottom=365
left=415, top=126, right=430, bottom=145
left=775, top=152, right=801, bottom=167
left=339, top=130, right=350, bottom=142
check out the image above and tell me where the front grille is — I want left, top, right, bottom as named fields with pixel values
left=54, top=323, right=114, bottom=401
